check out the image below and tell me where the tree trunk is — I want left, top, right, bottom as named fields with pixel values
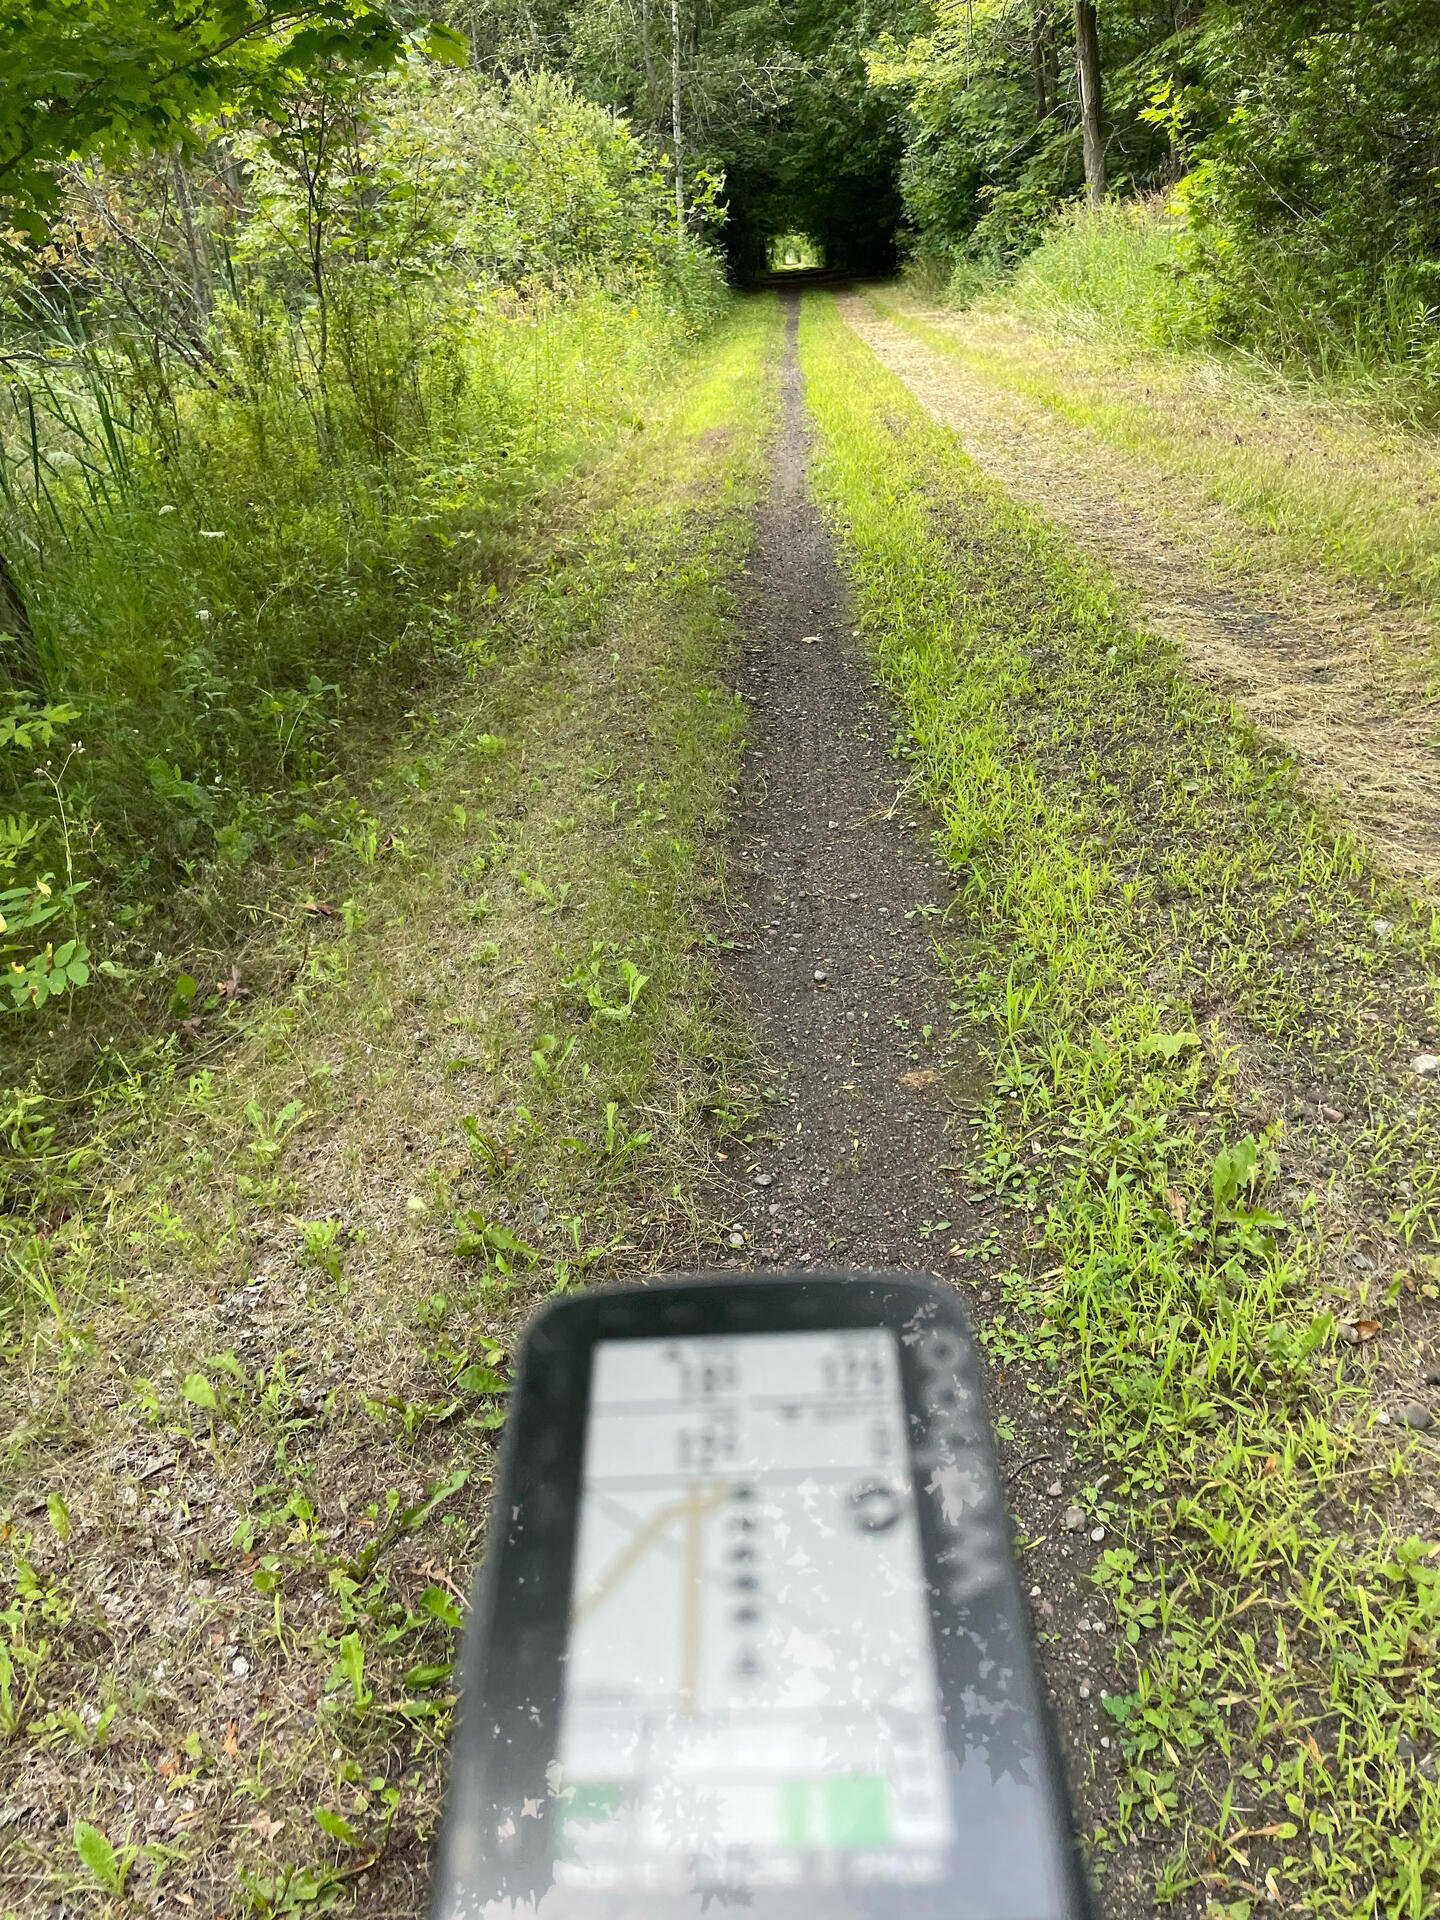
left=170, top=145, right=211, bottom=328
left=669, top=0, right=684, bottom=228
left=0, top=549, right=44, bottom=696
left=1030, top=4, right=1056, bottom=123
left=640, top=0, right=658, bottom=136
left=1073, top=0, right=1106, bottom=206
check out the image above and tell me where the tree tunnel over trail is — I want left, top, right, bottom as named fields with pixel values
left=721, top=123, right=907, bottom=282
left=683, top=0, right=912, bottom=283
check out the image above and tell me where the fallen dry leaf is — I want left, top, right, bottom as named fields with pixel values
left=222, top=1719, right=240, bottom=1757
left=214, top=965, right=249, bottom=1001
left=1165, top=1186, right=1188, bottom=1224
left=251, top=1811, right=284, bottom=1842
left=899, top=1069, right=939, bottom=1088
left=1341, top=1318, right=1382, bottom=1342
left=303, top=900, right=339, bottom=918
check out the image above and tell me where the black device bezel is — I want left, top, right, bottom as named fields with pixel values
left=431, top=1270, right=1094, bottom=1920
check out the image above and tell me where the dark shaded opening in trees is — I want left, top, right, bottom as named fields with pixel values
left=722, top=148, right=906, bottom=283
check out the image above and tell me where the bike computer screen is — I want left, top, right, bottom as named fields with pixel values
left=432, top=1273, right=1091, bottom=1920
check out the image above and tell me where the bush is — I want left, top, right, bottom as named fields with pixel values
left=0, top=63, right=724, bottom=1038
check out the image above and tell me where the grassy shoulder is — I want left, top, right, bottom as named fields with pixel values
left=868, top=274, right=1440, bottom=688
left=800, top=289, right=1440, bottom=1917
left=0, top=295, right=779, bottom=1918
left=0, top=279, right=721, bottom=1104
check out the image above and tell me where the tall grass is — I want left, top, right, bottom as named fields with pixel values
left=0, top=70, right=727, bottom=1070
left=989, top=200, right=1193, bottom=347
left=971, top=199, right=1440, bottom=422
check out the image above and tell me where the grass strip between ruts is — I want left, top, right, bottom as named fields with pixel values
left=799, top=290, right=1440, bottom=1919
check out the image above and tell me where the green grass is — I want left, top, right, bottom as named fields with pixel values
left=0, top=272, right=722, bottom=1089
left=974, top=201, right=1195, bottom=348
left=800, top=289, right=1440, bottom=1917
left=0, top=294, right=780, bottom=1917
left=871, top=278, right=1440, bottom=652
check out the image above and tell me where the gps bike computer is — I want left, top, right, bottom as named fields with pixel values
left=431, top=1271, right=1092, bottom=1919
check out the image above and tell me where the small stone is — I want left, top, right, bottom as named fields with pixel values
left=813, top=969, right=828, bottom=984
left=1089, top=1526, right=1106, bottom=1543
left=1423, top=1365, right=1440, bottom=1387
left=1029, top=1584, right=1042, bottom=1599
left=1398, top=1733, right=1418, bottom=1761
left=1421, top=1753, right=1439, bottom=1783
left=1061, top=1506, right=1085, bottom=1532
left=1377, top=1408, right=1391, bottom=1425
left=728, top=1232, right=745, bottom=1250
left=1319, top=1103, right=1345, bottom=1123
left=847, top=892, right=860, bottom=902
left=1100, top=1737, right=1111, bottom=1750
left=231, top=1656, right=250, bottom=1679
left=1045, top=1481, right=1063, bottom=1499
left=1372, top=919, right=1394, bottom=939
left=1397, top=1401, right=1433, bottom=1430
left=827, top=820, right=839, bottom=831
left=1078, top=1685, right=1091, bottom=1700
left=753, top=1172, right=773, bottom=1189
left=1413, top=1053, right=1440, bottom=1075
left=1338, top=1322, right=1361, bottom=1346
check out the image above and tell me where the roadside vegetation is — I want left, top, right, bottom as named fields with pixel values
left=0, top=56, right=720, bottom=1123
left=801, top=291, right=1440, bottom=1919
left=864, top=264, right=1440, bottom=691
left=0, top=295, right=776, bottom=1915
left=873, top=1, right=1440, bottom=410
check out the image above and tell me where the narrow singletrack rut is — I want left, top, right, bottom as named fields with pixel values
left=718, top=294, right=1136, bottom=1906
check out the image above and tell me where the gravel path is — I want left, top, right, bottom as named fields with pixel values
left=715, top=293, right=1140, bottom=1914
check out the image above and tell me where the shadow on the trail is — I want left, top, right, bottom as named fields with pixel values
left=746, top=266, right=857, bottom=292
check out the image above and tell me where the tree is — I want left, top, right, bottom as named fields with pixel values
left=0, top=0, right=458, bottom=249
left=1072, top=0, right=1105, bottom=204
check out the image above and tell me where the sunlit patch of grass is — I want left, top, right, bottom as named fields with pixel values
left=800, top=288, right=1440, bottom=1917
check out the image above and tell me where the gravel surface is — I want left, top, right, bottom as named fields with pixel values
left=714, top=295, right=1144, bottom=1914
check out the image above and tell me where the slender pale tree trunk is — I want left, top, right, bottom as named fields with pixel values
left=669, top=0, right=684, bottom=227
left=170, top=145, right=211, bottom=327
left=640, top=0, right=658, bottom=135
left=1030, top=4, right=1056, bottom=122
left=1073, top=0, right=1106, bottom=206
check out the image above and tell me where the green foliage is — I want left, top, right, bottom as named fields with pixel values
left=0, top=0, right=409, bottom=245
left=884, top=0, right=1440, bottom=397
left=0, top=62, right=723, bottom=1067
left=467, top=0, right=922, bottom=274
left=73, top=1818, right=136, bottom=1894
left=875, top=0, right=1185, bottom=268
left=1177, top=0, right=1440, bottom=380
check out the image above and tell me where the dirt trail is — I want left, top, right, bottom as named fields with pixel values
left=718, top=295, right=1132, bottom=1905
left=840, top=292, right=1440, bottom=888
